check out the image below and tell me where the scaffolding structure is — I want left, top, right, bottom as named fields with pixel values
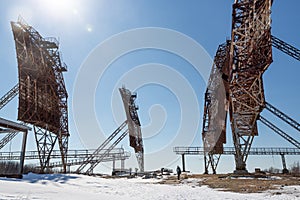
left=10, top=17, right=69, bottom=173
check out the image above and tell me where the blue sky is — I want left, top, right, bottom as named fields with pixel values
left=0, top=0, right=299, bottom=173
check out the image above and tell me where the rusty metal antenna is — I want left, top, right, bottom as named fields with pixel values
left=202, top=0, right=300, bottom=174
left=202, top=41, right=230, bottom=174
left=228, top=0, right=273, bottom=173
left=10, top=16, right=69, bottom=173
left=119, top=87, right=144, bottom=172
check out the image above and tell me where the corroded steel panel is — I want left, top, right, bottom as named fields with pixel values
left=11, top=17, right=69, bottom=172
left=119, top=87, right=144, bottom=171
left=202, top=42, right=230, bottom=154
left=11, top=18, right=68, bottom=136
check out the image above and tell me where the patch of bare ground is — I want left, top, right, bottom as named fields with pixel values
left=159, top=173, right=300, bottom=193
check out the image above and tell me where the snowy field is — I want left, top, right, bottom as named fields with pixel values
left=0, top=173, right=299, bottom=200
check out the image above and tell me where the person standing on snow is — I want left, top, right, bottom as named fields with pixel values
left=176, top=166, right=181, bottom=180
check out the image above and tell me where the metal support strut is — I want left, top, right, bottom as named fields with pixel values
left=76, top=120, right=128, bottom=174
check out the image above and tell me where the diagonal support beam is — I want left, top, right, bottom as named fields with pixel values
left=0, top=132, right=19, bottom=150
left=265, top=102, right=300, bottom=132
left=259, top=115, right=300, bottom=149
left=271, top=35, right=300, bottom=62
left=76, top=120, right=128, bottom=173
left=0, top=84, right=19, bottom=110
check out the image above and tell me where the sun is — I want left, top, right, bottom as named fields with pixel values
left=35, top=0, right=93, bottom=33
left=39, top=0, right=76, bottom=18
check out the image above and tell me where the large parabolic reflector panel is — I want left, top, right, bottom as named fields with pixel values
left=119, top=87, right=144, bottom=171
left=11, top=18, right=68, bottom=135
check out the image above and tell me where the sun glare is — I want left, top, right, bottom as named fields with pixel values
left=40, top=0, right=75, bottom=18
left=34, top=0, right=93, bottom=33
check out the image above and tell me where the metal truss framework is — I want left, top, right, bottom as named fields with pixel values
left=174, top=146, right=300, bottom=156
left=174, top=146, right=300, bottom=174
left=0, top=148, right=129, bottom=161
left=119, top=87, right=144, bottom=172
left=201, top=0, right=300, bottom=174
left=33, top=125, right=58, bottom=172
left=48, top=148, right=130, bottom=169
left=202, top=0, right=276, bottom=173
left=228, top=0, right=273, bottom=172
left=10, top=16, right=69, bottom=173
left=76, top=121, right=129, bottom=174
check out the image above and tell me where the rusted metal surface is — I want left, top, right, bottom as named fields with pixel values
left=202, top=0, right=273, bottom=173
left=228, top=0, right=273, bottom=171
left=11, top=16, right=69, bottom=173
left=202, top=41, right=231, bottom=173
left=119, top=87, right=144, bottom=172
left=202, top=41, right=230, bottom=155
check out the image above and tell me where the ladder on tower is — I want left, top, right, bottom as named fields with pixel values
left=0, top=84, right=19, bottom=110
left=76, top=120, right=128, bottom=174
left=259, top=116, right=300, bottom=149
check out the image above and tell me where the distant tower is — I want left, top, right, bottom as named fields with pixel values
left=119, top=87, right=144, bottom=172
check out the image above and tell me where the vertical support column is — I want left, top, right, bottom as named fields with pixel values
left=112, top=155, right=116, bottom=174
left=280, top=153, right=289, bottom=174
left=121, top=159, right=125, bottom=172
left=181, top=154, right=186, bottom=172
left=19, top=130, right=28, bottom=175
left=204, top=154, right=208, bottom=174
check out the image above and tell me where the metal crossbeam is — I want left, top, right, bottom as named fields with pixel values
left=259, top=116, right=300, bottom=149
left=0, top=148, right=129, bottom=160
left=174, top=147, right=300, bottom=155
left=48, top=153, right=130, bottom=168
left=272, top=35, right=300, bottom=61
left=0, top=84, right=18, bottom=110
left=265, top=102, right=300, bottom=132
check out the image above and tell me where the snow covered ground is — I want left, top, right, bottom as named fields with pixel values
left=0, top=173, right=299, bottom=200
